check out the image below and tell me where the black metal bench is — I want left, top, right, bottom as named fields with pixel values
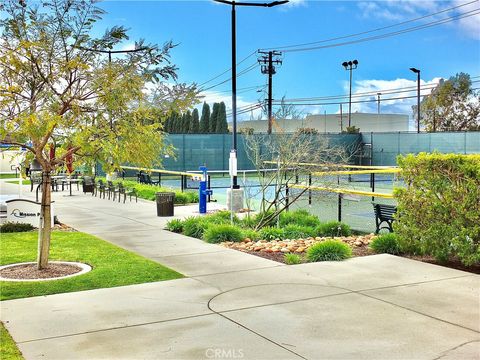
left=373, top=203, right=397, bottom=234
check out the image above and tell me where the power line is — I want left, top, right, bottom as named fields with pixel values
left=271, top=88, right=480, bottom=107
left=272, top=79, right=480, bottom=103
left=199, top=62, right=259, bottom=92
left=197, top=50, right=257, bottom=87
left=275, top=8, right=480, bottom=53
left=261, top=0, right=479, bottom=51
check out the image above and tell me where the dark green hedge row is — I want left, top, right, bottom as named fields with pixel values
left=394, top=153, right=480, bottom=266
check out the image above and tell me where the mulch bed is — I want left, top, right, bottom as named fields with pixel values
left=0, top=263, right=83, bottom=280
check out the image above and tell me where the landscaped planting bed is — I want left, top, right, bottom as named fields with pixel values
left=166, top=208, right=480, bottom=273
left=220, top=234, right=376, bottom=263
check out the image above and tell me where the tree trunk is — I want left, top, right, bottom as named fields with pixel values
left=37, top=171, right=52, bottom=270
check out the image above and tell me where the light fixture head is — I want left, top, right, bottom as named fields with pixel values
left=410, top=67, right=420, bottom=73
left=348, top=61, right=353, bottom=66
left=342, top=61, right=348, bottom=68
left=353, top=59, right=358, bottom=66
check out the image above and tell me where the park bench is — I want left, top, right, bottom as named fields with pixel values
left=372, top=203, right=397, bottom=234
left=117, top=183, right=138, bottom=203
left=94, top=179, right=106, bottom=198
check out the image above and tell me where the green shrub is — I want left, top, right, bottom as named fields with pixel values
left=242, top=229, right=260, bottom=241
left=207, top=210, right=238, bottom=224
left=283, top=224, right=315, bottom=239
left=315, top=221, right=351, bottom=237
left=395, top=153, right=480, bottom=266
left=165, top=219, right=184, bottom=233
left=307, top=240, right=352, bottom=262
left=183, top=217, right=209, bottom=238
left=0, top=222, right=35, bottom=233
left=253, top=210, right=277, bottom=228
left=279, top=210, right=320, bottom=228
left=370, top=233, right=401, bottom=255
left=203, top=224, right=243, bottom=244
left=259, top=226, right=285, bottom=241
left=173, top=192, right=189, bottom=205
left=107, top=179, right=199, bottom=204
left=284, top=253, right=302, bottom=265
left=241, top=215, right=256, bottom=228
left=185, top=191, right=199, bottom=203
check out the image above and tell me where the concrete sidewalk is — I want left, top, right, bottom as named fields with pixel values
left=1, top=182, right=479, bottom=359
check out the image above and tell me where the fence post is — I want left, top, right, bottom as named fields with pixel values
left=207, top=175, right=211, bottom=202
left=337, top=193, right=342, bottom=222
left=372, top=173, right=375, bottom=202
left=285, top=184, right=289, bottom=212
left=308, top=173, right=312, bottom=205
left=180, top=175, right=184, bottom=192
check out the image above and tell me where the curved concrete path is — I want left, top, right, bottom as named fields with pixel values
left=1, top=181, right=479, bottom=359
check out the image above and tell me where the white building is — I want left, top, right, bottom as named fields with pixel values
left=231, top=113, right=409, bottom=133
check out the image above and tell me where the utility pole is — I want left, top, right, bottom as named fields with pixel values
left=258, top=50, right=282, bottom=134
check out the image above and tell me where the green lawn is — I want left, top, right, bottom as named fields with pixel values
left=0, top=231, right=183, bottom=300
left=6, top=180, right=31, bottom=185
left=0, top=322, right=23, bottom=360
left=0, top=174, right=18, bottom=179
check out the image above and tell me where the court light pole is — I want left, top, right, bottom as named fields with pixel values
left=342, top=59, right=358, bottom=128
left=214, top=0, right=288, bottom=188
left=410, top=67, right=421, bottom=133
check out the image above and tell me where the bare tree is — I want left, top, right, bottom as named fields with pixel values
left=243, top=129, right=353, bottom=230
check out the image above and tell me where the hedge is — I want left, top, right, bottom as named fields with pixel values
left=394, top=153, right=480, bottom=266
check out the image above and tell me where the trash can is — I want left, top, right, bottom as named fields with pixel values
left=156, top=192, right=175, bottom=217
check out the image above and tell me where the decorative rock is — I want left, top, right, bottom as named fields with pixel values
left=280, top=248, right=289, bottom=253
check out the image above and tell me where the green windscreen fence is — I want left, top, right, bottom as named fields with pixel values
left=162, top=133, right=363, bottom=171
left=362, top=131, right=480, bottom=166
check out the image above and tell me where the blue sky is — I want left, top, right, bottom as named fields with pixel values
left=97, top=0, right=479, bottom=122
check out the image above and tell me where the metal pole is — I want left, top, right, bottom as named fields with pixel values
left=231, top=3, right=238, bottom=188
left=308, top=173, right=312, bottom=205
left=377, top=93, right=381, bottom=114
left=417, top=71, right=421, bottom=133
left=348, top=67, right=352, bottom=128
left=267, top=51, right=273, bottom=135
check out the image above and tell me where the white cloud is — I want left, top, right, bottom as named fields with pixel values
left=284, top=0, right=307, bottom=8
left=357, top=0, right=480, bottom=39
left=345, top=77, right=442, bottom=115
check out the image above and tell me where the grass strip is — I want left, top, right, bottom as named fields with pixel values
left=0, top=231, right=183, bottom=301
left=6, top=180, right=31, bottom=185
left=0, top=322, right=24, bottom=360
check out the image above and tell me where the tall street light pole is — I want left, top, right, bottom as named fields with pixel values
left=410, top=67, right=421, bottom=133
left=342, top=60, right=358, bottom=128
left=215, top=0, right=288, bottom=188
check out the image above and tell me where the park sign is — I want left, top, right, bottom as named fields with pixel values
left=6, top=199, right=54, bottom=227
